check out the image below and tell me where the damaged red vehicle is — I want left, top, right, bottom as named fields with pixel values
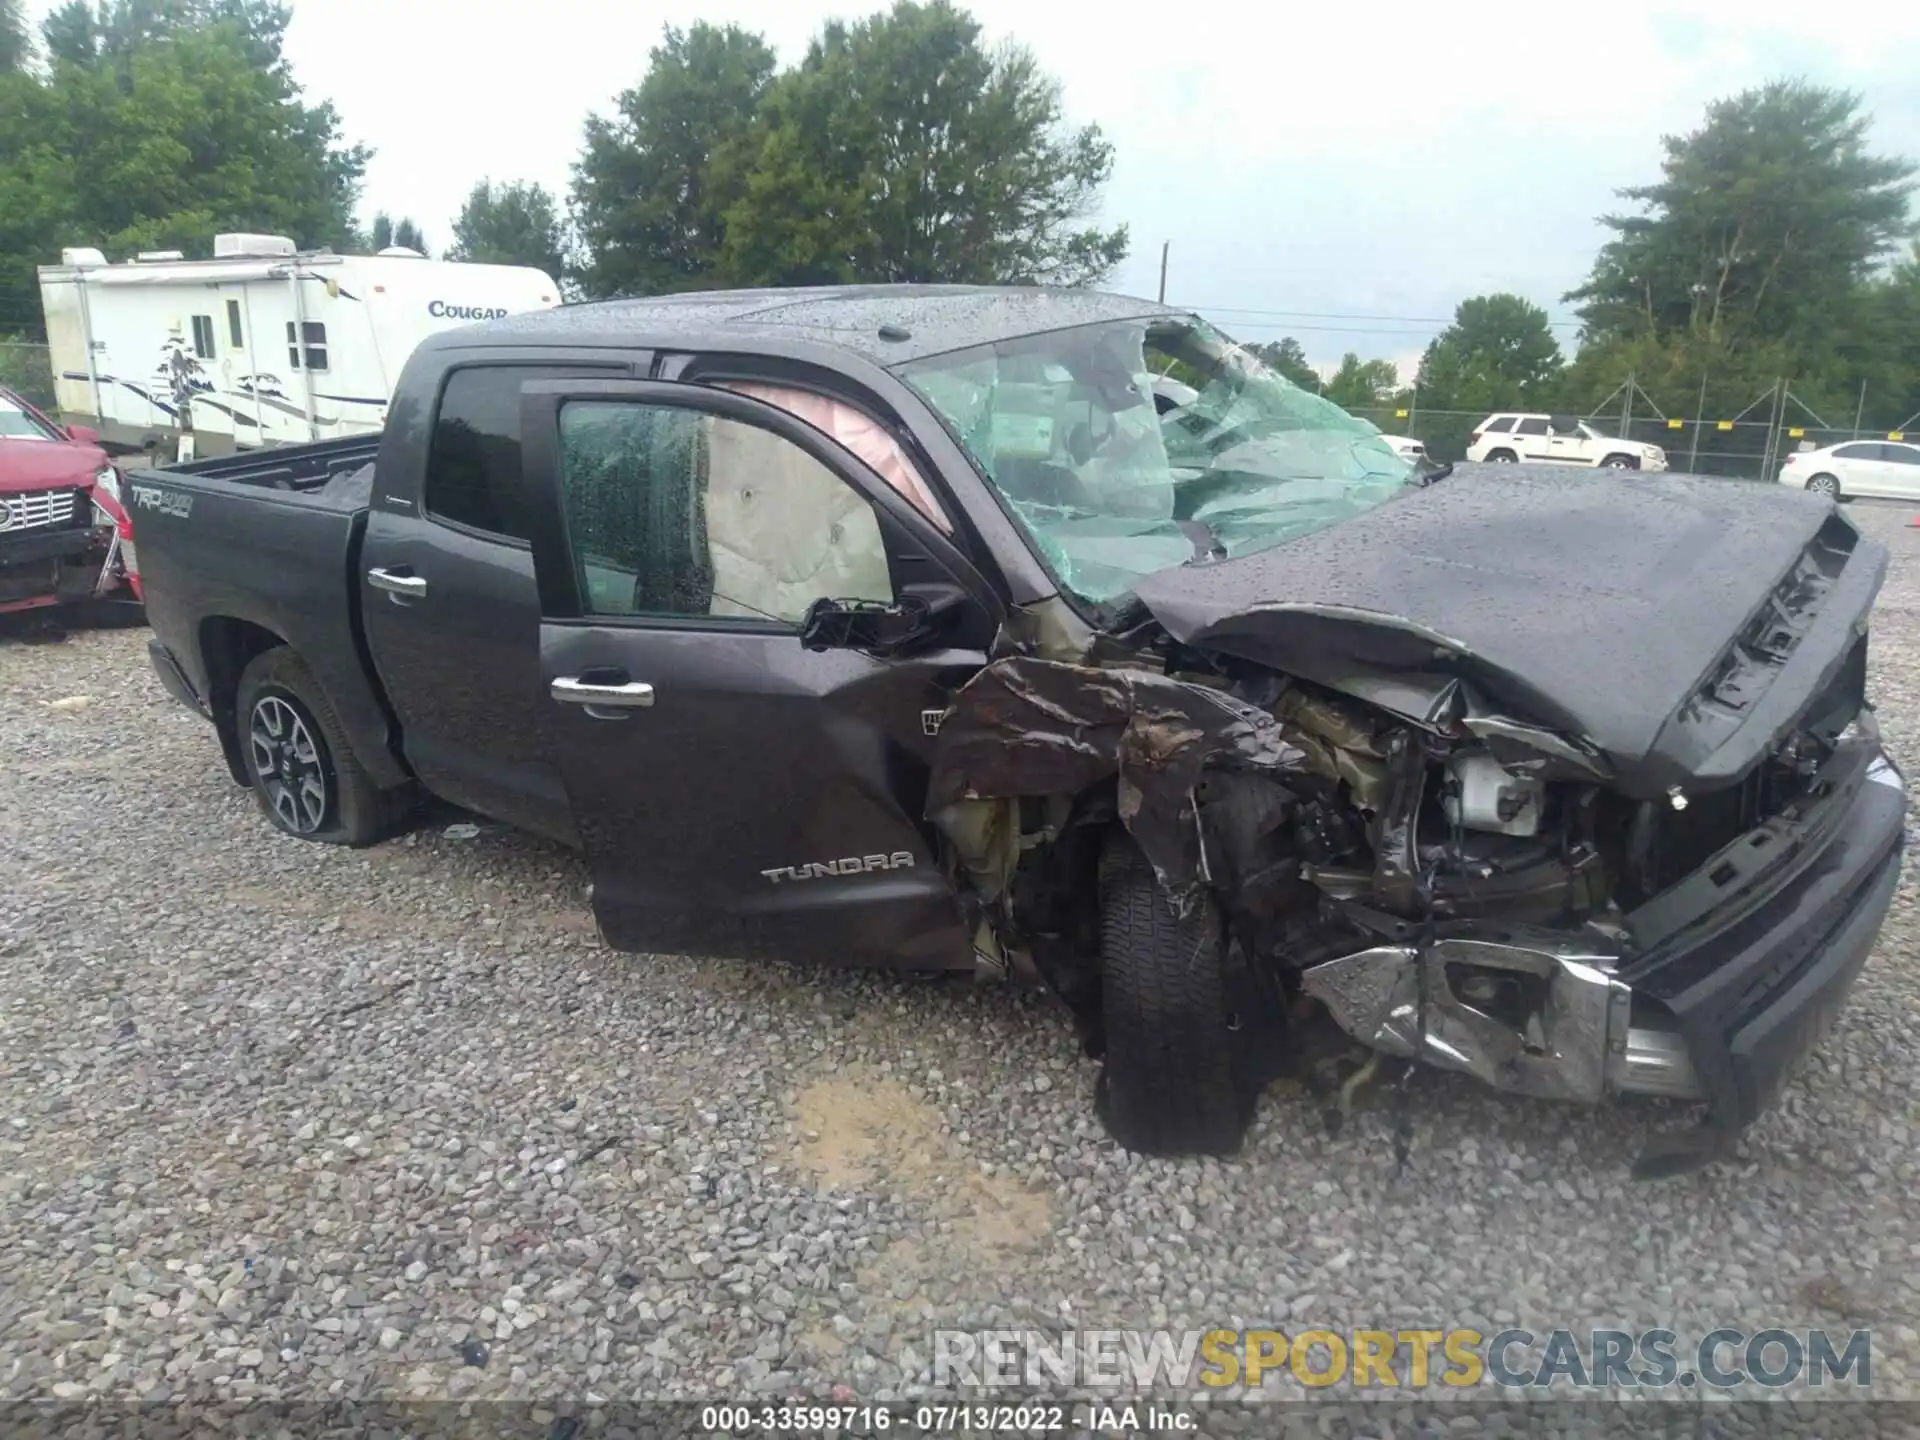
left=128, top=289, right=1905, bottom=1175
left=0, top=385, right=133, bottom=614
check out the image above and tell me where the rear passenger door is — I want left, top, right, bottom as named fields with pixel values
left=516, top=378, right=1000, bottom=969
left=360, top=360, right=628, bottom=843
left=1513, top=416, right=1555, bottom=462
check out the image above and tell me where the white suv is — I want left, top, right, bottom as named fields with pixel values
left=1467, top=413, right=1668, bottom=471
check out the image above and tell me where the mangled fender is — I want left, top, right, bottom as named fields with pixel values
left=925, top=657, right=1309, bottom=898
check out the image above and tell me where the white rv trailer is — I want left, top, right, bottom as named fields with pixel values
left=38, top=233, right=559, bottom=456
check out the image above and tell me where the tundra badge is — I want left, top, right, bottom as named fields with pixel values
left=761, top=853, right=916, bottom=883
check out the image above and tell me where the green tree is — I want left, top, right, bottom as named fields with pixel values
left=1322, top=352, right=1398, bottom=410
left=43, top=0, right=293, bottom=72
left=571, top=22, right=776, bottom=298
left=1568, top=81, right=1913, bottom=355
left=447, top=179, right=570, bottom=282
left=1414, top=293, right=1563, bottom=413
left=719, top=0, right=1126, bottom=288
left=3, top=0, right=31, bottom=69
left=0, top=4, right=367, bottom=333
left=1246, top=337, right=1319, bottom=391
left=369, top=212, right=427, bottom=254
left=40, top=2, right=94, bottom=63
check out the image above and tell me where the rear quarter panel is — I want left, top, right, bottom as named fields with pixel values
left=129, top=467, right=407, bottom=788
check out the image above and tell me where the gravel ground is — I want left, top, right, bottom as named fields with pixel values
left=4, top=502, right=1920, bottom=1426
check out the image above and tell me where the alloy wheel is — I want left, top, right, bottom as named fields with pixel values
left=249, top=695, right=329, bottom=833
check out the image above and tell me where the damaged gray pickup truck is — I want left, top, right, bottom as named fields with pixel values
left=131, top=287, right=1906, bottom=1176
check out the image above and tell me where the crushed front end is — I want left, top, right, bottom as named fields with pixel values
left=0, top=483, right=114, bottom=614
left=928, top=501, right=1905, bottom=1176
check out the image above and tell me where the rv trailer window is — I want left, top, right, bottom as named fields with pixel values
left=227, top=300, right=244, bottom=349
left=285, top=321, right=329, bottom=371
left=190, top=315, right=216, bottom=359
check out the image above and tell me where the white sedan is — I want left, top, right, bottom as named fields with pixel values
left=1777, top=439, right=1920, bottom=499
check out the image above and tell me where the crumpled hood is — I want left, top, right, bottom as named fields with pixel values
left=1132, top=466, right=1886, bottom=797
left=0, top=437, right=108, bottom=494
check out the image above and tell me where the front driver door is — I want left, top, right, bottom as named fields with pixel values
left=1874, top=441, right=1920, bottom=497
left=518, top=378, right=1001, bottom=969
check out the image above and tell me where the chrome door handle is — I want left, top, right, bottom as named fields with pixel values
left=367, top=567, right=428, bottom=599
left=551, top=677, right=655, bottom=708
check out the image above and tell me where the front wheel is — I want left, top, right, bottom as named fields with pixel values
left=1094, top=836, right=1254, bottom=1157
left=1601, top=454, right=1637, bottom=470
left=236, top=646, right=412, bottom=845
left=1804, top=472, right=1841, bottom=499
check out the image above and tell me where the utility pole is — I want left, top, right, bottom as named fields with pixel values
left=1853, top=379, right=1867, bottom=441
left=1157, top=242, right=1169, bottom=304
left=1760, top=378, right=1786, bottom=483
left=1688, top=368, right=1709, bottom=473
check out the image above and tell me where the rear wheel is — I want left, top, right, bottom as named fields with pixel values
left=1485, top=448, right=1517, bottom=464
left=1094, top=835, right=1253, bottom=1157
left=1804, top=472, right=1841, bottom=499
left=236, top=646, right=412, bottom=845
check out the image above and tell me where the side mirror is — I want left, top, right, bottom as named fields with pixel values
left=798, top=594, right=936, bottom=657
left=66, top=424, right=101, bottom=445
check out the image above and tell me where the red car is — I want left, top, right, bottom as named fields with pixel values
left=0, top=385, right=137, bottom=615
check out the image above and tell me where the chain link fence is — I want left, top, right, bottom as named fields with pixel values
left=1346, top=400, right=1913, bottom=480
left=0, top=338, right=57, bottom=410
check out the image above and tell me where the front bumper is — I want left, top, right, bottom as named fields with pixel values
left=1302, top=726, right=1905, bottom=1174
left=1620, top=737, right=1905, bottom=1147
left=1, top=524, right=108, bottom=611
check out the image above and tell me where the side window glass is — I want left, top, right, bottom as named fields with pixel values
left=1834, top=443, right=1877, bottom=461
left=425, top=368, right=536, bottom=537
left=557, top=401, right=893, bottom=624
left=424, top=365, right=626, bottom=540
left=1886, top=445, right=1920, bottom=466
left=1515, top=417, right=1549, bottom=436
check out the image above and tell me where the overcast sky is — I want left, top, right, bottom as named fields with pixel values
left=42, top=0, right=1920, bottom=377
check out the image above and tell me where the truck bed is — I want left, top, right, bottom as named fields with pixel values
left=157, top=435, right=381, bottom=497
left=128, top=436, right=402, bottom=791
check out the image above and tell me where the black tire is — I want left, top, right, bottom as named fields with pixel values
left=1600, top=453, right=1637, bottom=470
left=1094, top=835, right=1251, bottom=1157
left=235, top=646, right=412, bottom=846
left=1485, top=448, right=1517, bottom=464
left=1805, top=473, right=1841, bottom=499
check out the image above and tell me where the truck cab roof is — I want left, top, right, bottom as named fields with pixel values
left=427, top=284, right=1184, bottom=367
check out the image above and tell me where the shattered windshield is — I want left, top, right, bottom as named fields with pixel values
left=900, top=317, right=1416, bottom=605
